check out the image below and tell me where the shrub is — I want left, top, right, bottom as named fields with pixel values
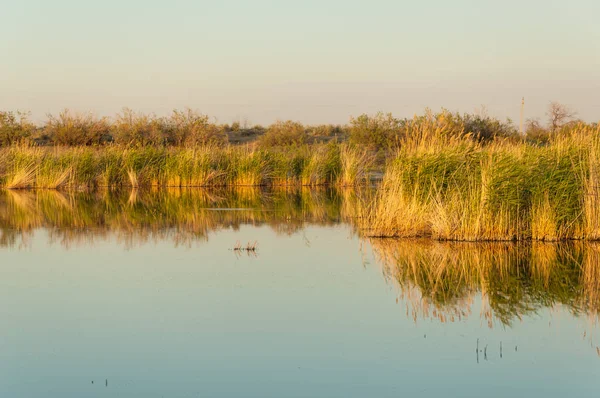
left=525, top=118, right=550, bottom=144
left=45, top=110, right=110, bottom=146
left=112, top=108, right=166, bottom=146
left=461, top=114, right=518, bottom=141
left=307, top=124, right=347, bottom=138
left=348, top=112, right=401, bottom=150
left=245, top=125, right=266, bottom=137
left=259, top=120, right=307, bottom=147
left=0, top=111, right=35, bottom=146
left=167, top=109, right=227, bottom=146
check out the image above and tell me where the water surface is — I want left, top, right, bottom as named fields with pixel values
left=1, top=189, right=599, bottom=397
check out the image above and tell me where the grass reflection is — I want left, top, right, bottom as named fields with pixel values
left=2, top=187, right=599, bottom=331
left=0, top=187, right=350, bottom=249
left=369, top=239, right=600, bottom=327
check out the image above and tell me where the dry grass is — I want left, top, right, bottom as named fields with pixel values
left=0, top=144, right=347, bottom=189
left=337, top=144, right=374, bottom=187
left=5, top=162, right=37, bottom=189
left=361, top=123, right=600, bottom=241
left=127, top=168, right=139, bottom=189
left=584, top=146, right=600, bottom=239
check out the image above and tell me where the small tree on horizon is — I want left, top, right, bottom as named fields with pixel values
left=547, top=101, right=577, bottom=133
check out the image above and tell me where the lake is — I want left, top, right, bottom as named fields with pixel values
left=1, top=188, right=599, bottom=397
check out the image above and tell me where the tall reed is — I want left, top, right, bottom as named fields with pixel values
left=362, top=122, right=600, bottom=241
left=0, top=144, right=350, bottom=189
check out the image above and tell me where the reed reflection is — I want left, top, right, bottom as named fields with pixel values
left=0, top=187, right=357, bottom=249
left=3, top=187, right=599, bottom=332
left=368, top=239, right=600, bottom=327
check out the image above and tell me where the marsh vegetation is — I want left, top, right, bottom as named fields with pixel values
left=1, top=104, right=599, bottom=241
left=361, top=118, right=600, bottom=241
left=0, top=144, right=377, bottom=189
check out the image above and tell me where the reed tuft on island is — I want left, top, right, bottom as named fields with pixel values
left=361, top=115, right=600, bottom=241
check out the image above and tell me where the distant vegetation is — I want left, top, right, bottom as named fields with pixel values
left=258, top=120, right=308, bottom=147
left=1, top=108, right=346, bottom=148
left=3, top=103, right=585, bottom=149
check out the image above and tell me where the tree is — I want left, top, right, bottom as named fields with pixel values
left=547, top=102, right=576, bottom=133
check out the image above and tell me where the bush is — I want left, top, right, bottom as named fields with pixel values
left=259, top=120, right=307, bottom=147
left=350, top=110, right=518, bottom=150
left=461, top=114, right=518, bottom=141
left=0, top=111, right=35, bottom=146
left=525, top=118, right=550, bottom=144
left=307, top=124, right=347, bottom=138
left=167, top=109, right=227, bottom=146
left=348, top=112, right=401, bottom=150
left=111, top=108, right=167, bottom=146
left=45, top=110, right=110, bottom=146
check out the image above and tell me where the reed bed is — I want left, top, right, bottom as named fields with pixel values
left=362, top=121, right=600, bottom=241
left=4, top=114, right=600, bottom=242
left=0, top=144, right=372, bottom=189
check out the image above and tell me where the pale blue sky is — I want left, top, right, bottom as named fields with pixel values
left=1, top=0, right=599, bottom=125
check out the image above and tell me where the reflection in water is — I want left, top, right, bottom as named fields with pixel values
left=1, top=188, right=599, bottom=338
left=0, top=188, right=360, bottom=249
left=369, top=239, right=600, bottom=328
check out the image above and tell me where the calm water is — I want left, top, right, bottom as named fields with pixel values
left=1, top=189, right=599, bottom=397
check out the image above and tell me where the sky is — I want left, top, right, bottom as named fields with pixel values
left=1, top=0, right=599, bottom=125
